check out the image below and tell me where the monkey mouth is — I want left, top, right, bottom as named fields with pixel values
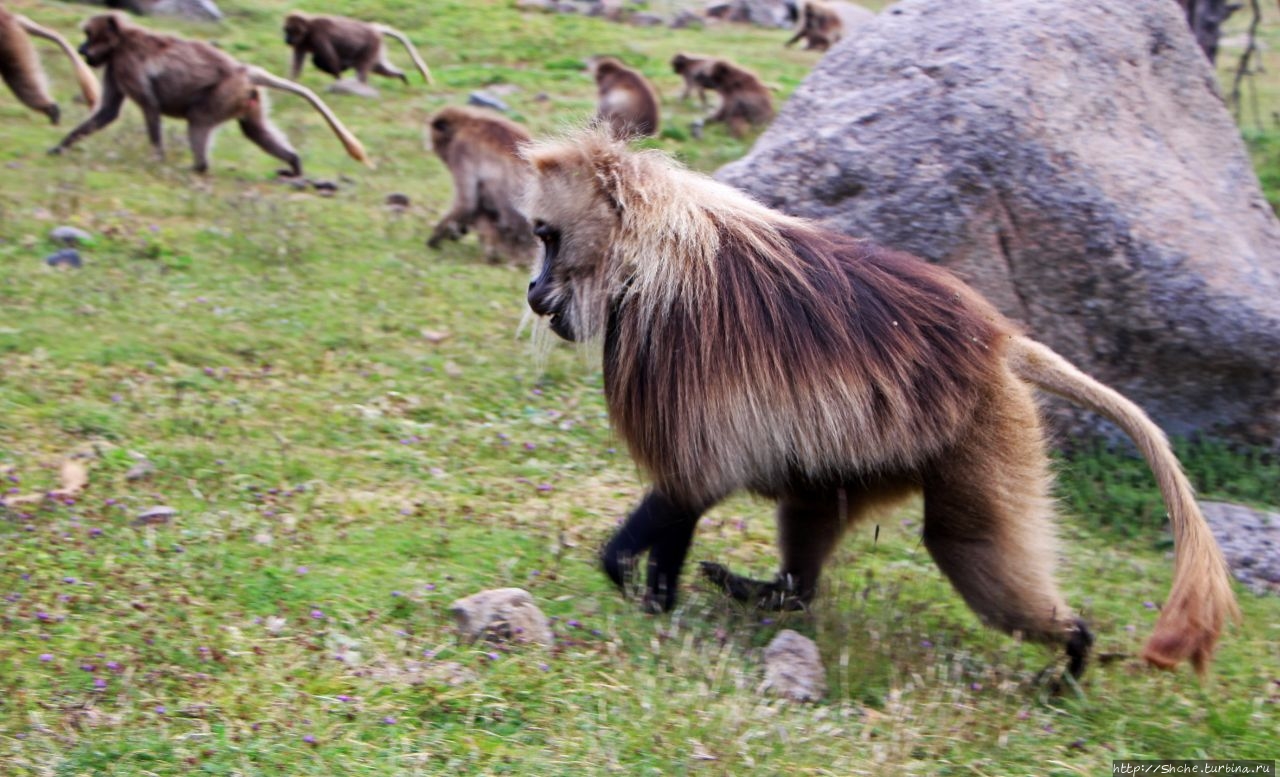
left=547, top=312, right=576, bottom=342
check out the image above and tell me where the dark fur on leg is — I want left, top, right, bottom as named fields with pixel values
left=601, top=489, right=702, bottom=612
left=1065, top=618, right=1094, bottom=679
left=699, top=562, right=807, bottom=610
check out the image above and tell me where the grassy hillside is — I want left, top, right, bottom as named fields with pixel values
left=0, top=0, right=1276, bottom=774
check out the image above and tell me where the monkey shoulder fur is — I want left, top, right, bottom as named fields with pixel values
left=0, top=4, right=99, bottom=124
left=426, top=106, right=536, bottom=266
left=51, top=13, right=370, bottom=176
left=523, top=130, right=1239, bottom=678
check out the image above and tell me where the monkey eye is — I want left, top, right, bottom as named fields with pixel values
left=431, top=118, right=448, bottom=132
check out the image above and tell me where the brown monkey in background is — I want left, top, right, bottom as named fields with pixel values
left=786, top=0, right=842, bottom=51
left=588, top=56, right=659, bottom=138
left=426, top=106, right=536, bottom=265
left=522, top=129, right=1238, bottom=678
left=693, top=59, right=773, bottom=138
left=283, top=12, right=433, bottom=86
left=0, top=4, right=99, bottom=123
left=670, top=52, right=715, bottom=107
left=51, top=13, right=370, bottom=176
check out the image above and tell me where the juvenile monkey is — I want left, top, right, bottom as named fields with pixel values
left=51, top=13, right=370, bottom=176
left=522, top=129, right=1239, bottom=679
left=693, top=59, right=773, bottom=138
left=670, top=52, right=715, bottom=107
left=786, top=0, right=843, bottom=51
left=283, top=12, right=433, bottom=86
left=0, top=5, right=99, bottom=123
left=588, top=56, right=659, bottom=138
left=426, top=106, right=536, bottom=266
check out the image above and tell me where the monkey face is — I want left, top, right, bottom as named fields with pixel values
left=427, top=115, right=453, bottom=154
left=671, top=54, right=690, bottom=74
left=526, top=220, right=575, bottom=340
left=283, top=16, right=306, bottom=46
left=524, top=150, right=622, bottom=342
left=79, top=15, right=122, bottom=68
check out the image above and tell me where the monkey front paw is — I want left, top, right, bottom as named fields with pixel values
left=1065, top=618, right=1095, bottom=679
left=427, top=223, right=464, bottom=249
left=699, top=562, right=808, bottom=611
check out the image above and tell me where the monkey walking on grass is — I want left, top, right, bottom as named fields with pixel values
left=283, top=12, right=433, bottom=87
left=50, top=13, right=370, bottom=177
left=522, top=129, right=1238, bottom=680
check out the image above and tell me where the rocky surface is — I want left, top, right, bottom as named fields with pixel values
left=1201, top=501, right=1280, bottom=594
left=761, top=629, right=826, bottom=701
left=450, top=588, right=554, bottom=646
left=719, top=0, right=1280, bottom=445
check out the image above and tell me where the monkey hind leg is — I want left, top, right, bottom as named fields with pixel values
left=372, top=60, right=408, bottom=84
left=922, top=379, right=1092, bottom=676
left=1, top=66, right=58, bottom=122
left=238, top=111, right=301, bottom=178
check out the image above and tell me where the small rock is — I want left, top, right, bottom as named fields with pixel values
left=516, top=0, right=556, bottom=10
left=134, top=505, right=177, bottom=526
left=326, top=79, right=380, bottom=98
left=44, top=249, right=82, bottom=268
left=670, top=9, right=704, bottom=28
left=630, top=12, right=665, bottom=25
left=312, top=180, right=339, bottom=197
left=50, top=226, right=93, bottom=246
left=385, top=192, right=411, bottom=210
left=1200, top=501, right=1280, bottom=595
left=761, top=629, right=826, bottom=702
left=450, top=587, right=553, bottom=646
left=125, top=460, right=155, bottom=482
left=467, top=91, right=511, bottom=113
left=534, top=92, right=551, bottom=103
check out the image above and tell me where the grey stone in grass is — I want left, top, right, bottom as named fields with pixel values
left=44, top=249, right=82, bottom=269
left=761, top=629, right=826, bottom=702
left=450, top=587, right=553, bottom=646
left=1200, top=501, right=1280, bottom=594
left=467, top=91, right=511, bottom=113
left=134, top=505, right=177, bottom=525
left=50, top=226, right=93, bottom=246
left=326, top=79, right=380, bottom=99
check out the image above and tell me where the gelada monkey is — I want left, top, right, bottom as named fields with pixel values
left=51, top=13, right=370, bottom=176
left=523, top=130, right=1238, bottom=678
left=283, top=13, right=432, bottom=86
left=426, top=105, right=536, bottom=265
left=0, top=4, right=99, bottom=123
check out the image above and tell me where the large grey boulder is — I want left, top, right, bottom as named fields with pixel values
left=97, top=0, right=223, bottom=22
left=718, top=0, right=1280, bottom=444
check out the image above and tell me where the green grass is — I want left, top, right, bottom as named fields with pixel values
left=1, top=0, right=1277, bottom=774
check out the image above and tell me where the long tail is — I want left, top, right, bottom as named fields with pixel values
left=16, top=15, right=100, bottom=110
left=1006, top=335, right=1239, bottom=675
left=376, top=25, right=433, bottom=84
left=247, top=67, right=373, bottom=167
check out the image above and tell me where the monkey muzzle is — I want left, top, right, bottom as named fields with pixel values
left=527, top=225, right=575, bottom=341
left=527, top=276, right=574, bottom=342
